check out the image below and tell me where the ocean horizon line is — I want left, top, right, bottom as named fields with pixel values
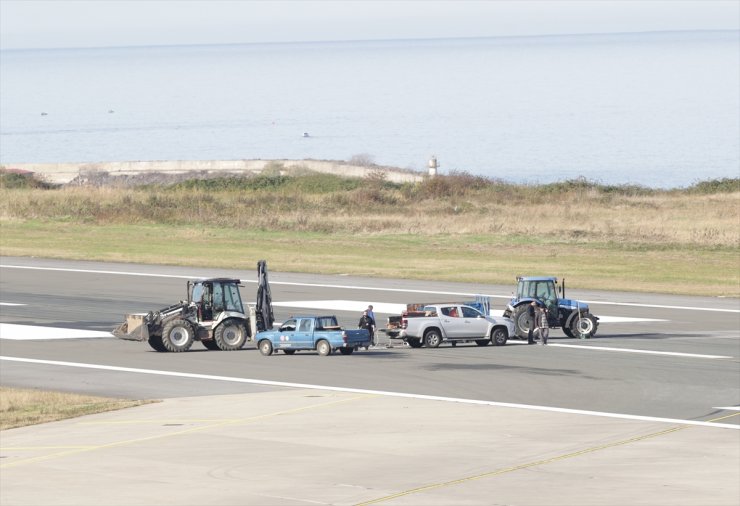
left=1, top=28, right=737, bottom=53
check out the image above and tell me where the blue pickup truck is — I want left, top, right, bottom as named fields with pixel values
left=255, top=315, right=371, bottom=356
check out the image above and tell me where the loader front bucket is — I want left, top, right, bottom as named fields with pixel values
left=112, top=314, right=150, bottom=342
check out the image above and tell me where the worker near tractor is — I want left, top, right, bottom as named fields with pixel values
left=527, top=301, right=538, bottom=344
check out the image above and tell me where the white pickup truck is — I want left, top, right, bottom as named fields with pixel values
left=391, top=303, right=515, bottom=348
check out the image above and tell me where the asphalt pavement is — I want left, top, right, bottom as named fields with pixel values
left=1, top=257, right=738, bottom=505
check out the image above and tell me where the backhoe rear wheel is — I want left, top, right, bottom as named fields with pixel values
left=215, top=320, right=247, bottom=351
left=161, top=319, right=195, bottom=352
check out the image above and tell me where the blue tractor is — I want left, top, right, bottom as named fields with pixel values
left=502, top=276, right=599, bottom=339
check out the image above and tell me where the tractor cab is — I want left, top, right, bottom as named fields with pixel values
left=515, top=276, right=560, bottom=316
left=188, top=278, right=245, bottom=322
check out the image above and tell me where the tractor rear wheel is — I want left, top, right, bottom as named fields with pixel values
left=407, top=338, right=423, bottom=348
left=161, top=319, right=195, bottom=352
left=215, top=320, right=247, bottom=351
left=513, top=306, right=533, bottom=339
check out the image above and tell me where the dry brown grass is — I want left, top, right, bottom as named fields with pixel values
left=1, top=181, right=738, bottom=247
left=1, top=171, right=738, bottom=296
left=0, top=387, right=153, bottom=430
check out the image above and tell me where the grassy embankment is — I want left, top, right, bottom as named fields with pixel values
left=0, top=387, right=152, bottom=430
left=1, top=166, right=739, bottom=297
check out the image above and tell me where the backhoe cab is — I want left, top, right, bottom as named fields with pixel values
left=114, top=261, right=274, bottom=353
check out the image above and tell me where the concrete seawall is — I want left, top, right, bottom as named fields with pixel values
left=4, top=159, right=425, bottom=185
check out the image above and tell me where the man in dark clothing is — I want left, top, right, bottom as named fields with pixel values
left=359, top=310, right=375, bottom=347
left=527, top=301, right=538, bottom=344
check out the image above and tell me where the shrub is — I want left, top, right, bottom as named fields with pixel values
left=0, top=169, right=55, bottom=189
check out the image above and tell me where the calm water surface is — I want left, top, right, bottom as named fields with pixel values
left=1, top=31, right=738, bottom=188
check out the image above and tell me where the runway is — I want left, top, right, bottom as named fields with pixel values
left=1, top=257, right=738, bottom=505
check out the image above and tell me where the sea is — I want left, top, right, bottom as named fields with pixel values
left=1, top=31, right=738, bottom=189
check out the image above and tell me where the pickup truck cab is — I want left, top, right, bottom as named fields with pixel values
left=255, top=315, right=371, bottom=356
left=395, top=304, right=514, bottom=348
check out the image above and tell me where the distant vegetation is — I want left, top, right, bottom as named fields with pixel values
left=1, top=168, right=738, bottom=247
left=1, top=167, right=738, bottom=296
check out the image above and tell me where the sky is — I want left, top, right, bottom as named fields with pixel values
left=1, top=0, right=738, bottom=50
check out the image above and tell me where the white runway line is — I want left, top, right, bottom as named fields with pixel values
left=0, top=323, right=113, bottom=340
left=714, top=406, right=740, bottom=411
left=2, top=264, right=738, bottom=313
left=0, top=302, right=25, bottom=306
left=1, top=355, right=737, bottom=430
left=549, top=343, right=732, bottom=359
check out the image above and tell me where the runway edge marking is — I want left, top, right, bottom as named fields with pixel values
left=1, top=356, right=738, bottom=430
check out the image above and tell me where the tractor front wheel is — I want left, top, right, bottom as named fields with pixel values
left=571, top=314, right=598, bottom=339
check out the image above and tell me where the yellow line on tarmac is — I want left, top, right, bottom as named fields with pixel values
left=356, top=411, right=740, bottom=506
left=1, top=393, right=373, bottom=470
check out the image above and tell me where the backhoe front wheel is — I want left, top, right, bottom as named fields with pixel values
left=161, top=319, right=195, bottom=352
left=215, top=320, right=247, bottom=351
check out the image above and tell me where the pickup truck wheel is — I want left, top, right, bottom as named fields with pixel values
left=161, top=319, right=195, bottom=352
left=316, top=340, right=332, bottom=356
left=201, top=339, right=220, bottom=350
left=148, top=334, right=168, bottom=352
left=491, top=328, right=508, bottom=346
left=258, top=339, right=273, bottom=356
left=283, top=349, right=296, bottom=355
left=407, top=338, right=423, bottom=348
left=339, top=348, right=354, bottom=355
left=424, top=329, right=442, bottom=348
left=475, top=339, right=490, bottom=346
left=214, top=320, right=247, bottom=351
